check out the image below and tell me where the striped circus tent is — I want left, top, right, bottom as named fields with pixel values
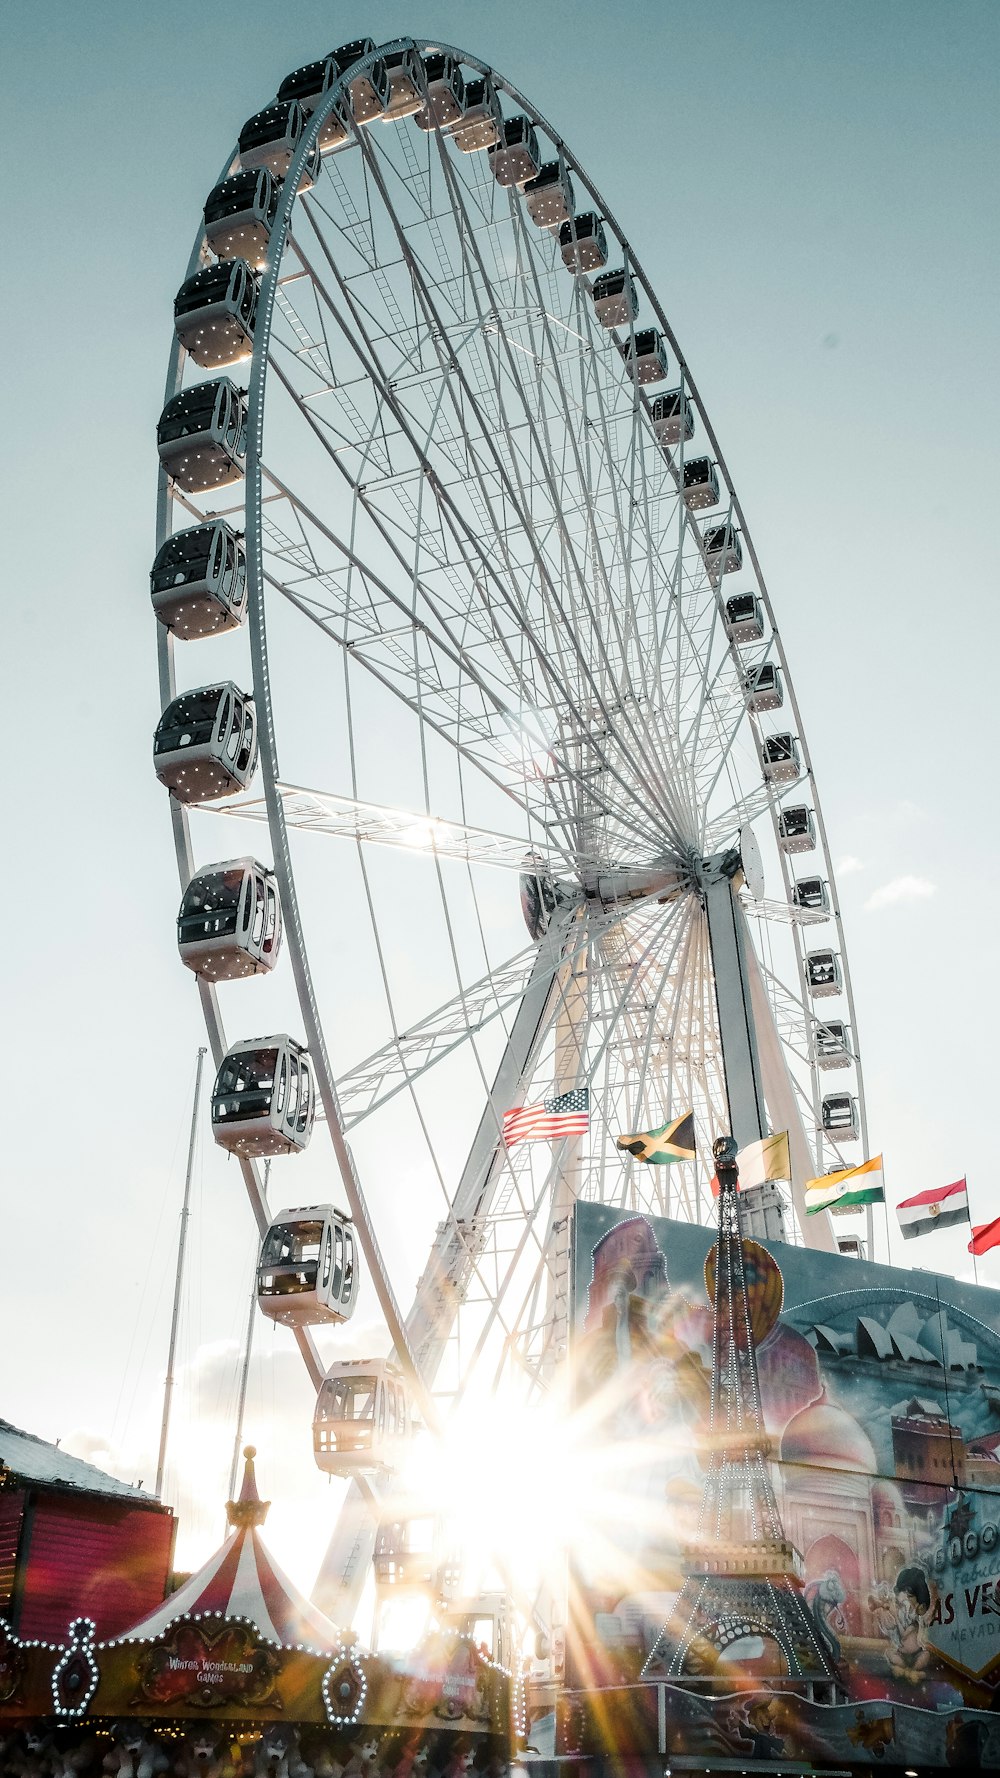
left=122, top=1446, right=339, bottom=1651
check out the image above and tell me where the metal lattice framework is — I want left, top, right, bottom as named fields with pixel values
left=154, top=36, right=870, bottom=1616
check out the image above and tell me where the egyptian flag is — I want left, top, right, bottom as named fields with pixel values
left=616, top=1110, right=695, bottom=1165
left=897, top=1178, right=969, bottom=1241
left=970, top=1216, right=1000, bottom=1257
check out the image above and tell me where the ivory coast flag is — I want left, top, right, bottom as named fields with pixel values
left=616, top=1110, right=695, bottom=1165
left=710, top=1131, right=790, bottom=1197
left=805, top=1154, right=884, bottom=1217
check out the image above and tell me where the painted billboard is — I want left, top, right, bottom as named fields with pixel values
left=568, top=1203, right=1000, bottom=1722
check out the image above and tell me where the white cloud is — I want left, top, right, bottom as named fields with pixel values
left=864, top=875, right=937, bottom=911
left=837, top=855, right=865, bottom=877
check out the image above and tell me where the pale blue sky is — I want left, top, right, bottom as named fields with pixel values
left=1, top=1, right=997, bottom=1578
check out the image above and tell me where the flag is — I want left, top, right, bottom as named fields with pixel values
left=710, top=1131, right=790, bottom=1197
left=503, top=1088, right=590, bottom=1147
left=616, top=1110, right=695, bottom=1166
left=805, top=1154, right=884, bottom=1217
left=897, top=1178, right=969, bottom=1241
left=970, top=1217, right=1000, bottom=1257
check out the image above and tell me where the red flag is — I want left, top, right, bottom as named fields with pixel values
left=969, top=1216, right=1000, bottom=1256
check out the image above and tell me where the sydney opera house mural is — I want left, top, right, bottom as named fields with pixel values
left=568, top=1204, right=1000, bottom=1746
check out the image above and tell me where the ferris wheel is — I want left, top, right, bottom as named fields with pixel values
left=152, top=36, right=868, bottom=1620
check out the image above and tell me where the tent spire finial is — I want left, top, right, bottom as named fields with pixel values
left=226, top=1444, right=270, bottom=1529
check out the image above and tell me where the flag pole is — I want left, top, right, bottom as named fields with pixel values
left=968, top=1175, right=980, bottom=1285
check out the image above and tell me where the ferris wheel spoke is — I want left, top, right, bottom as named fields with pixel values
left=270, top=236, right=685, bottom=862
left=424, top=141, right=696, bottom=853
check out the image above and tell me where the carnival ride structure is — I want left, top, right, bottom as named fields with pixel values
left=152, top=34, right=869, bottom=1642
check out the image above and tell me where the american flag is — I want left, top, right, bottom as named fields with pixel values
left=502, top=1088, right=590, bottom=1147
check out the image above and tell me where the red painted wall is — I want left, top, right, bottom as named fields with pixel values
left=16, top=1492, right=175, bottom=1642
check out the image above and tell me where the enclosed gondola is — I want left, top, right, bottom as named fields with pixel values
left=559, top=211, right=608, bottom=273
left=382, top=48, right=424, bottom=120
left=703, top=519, right=743, bottom=580
left=651, top=388, right=695, bottom=446
left=177, top=857, right=280, bottom=979
left=239, top=101, right=308, bottom=177
left=413, top=53, right=465, bottom=132
left=451, top=77, right=502, bottom=152
left=791, top=875, right=829, bottom=913
left=723, top=590, right=764, bottom=643
left=257, top=1205, right=357, bottom=1326
left=524, top=161, right=574, bottom=229
left=156, top=378, right=247, bottom=494
left=618, top=327, right=668, bottom=384
left=744, top=661, right=783, bottom=712
left=150, top=520, right=247, bottom=639
left=488, top=116, right=541, bottom=187
left=777, top=804, right=817, bottom=853
left=174, top=260, right=259, bottom=369
left=806, top=949, right=843, bottom=997
left=276, top=58, right=352, bottom=149
left=822, top=1093, right=860, bottom=1141
left=373, top=1515, right=459, bottom=1597
left=814, top=1020, right=852, bottom=1069
left=760, top=732, right=801, bottom=783
left=592, top=268, right=638, bottom=328
left=682, top=456, right=721, bottom=511
left=212, top=1035, right=315, bottom=1157
left=203, top=169, right=280, bottom=271
left=331, top=39, right=390, bottom=124
left=153, top=682, right=257, bottom=802
left=313, top=1359, right=410, bottom=1476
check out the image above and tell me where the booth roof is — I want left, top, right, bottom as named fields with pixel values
left=0, top=1419, right=160, bottom=1504
left=119, top=1448, right=340, bottom=1652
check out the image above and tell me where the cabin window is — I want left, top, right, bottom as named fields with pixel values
left=251, top=874, right=266, bottom=947
left=343, top=1230, right=355, bottom=1302
left=332, top=1223, right=344, bottom=1297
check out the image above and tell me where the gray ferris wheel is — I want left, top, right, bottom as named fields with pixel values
left=152, top=36, right=868, bottom=1618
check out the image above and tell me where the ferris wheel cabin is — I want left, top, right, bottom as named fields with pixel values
left=150, top=520, right=247, bottom=640
left=413, top=54, right=466, bottom=132
left=822, top=1093, right=860, bottom=1142
left=451, top=77, right=503, bottom=152
left=203, top=169, right=280, bottom=270
left=619, top=328, right=669, bottom=385
left=374, top=1515, right=459, bottom=1597
left=559, top=212, right=608, bottom=273
left=174, top=261, right=259, bottom=370
left=723, top=590, right=765, bottom=642
left=524, top=161, right=575, bottom=229
left=257, top=1205, right=357, bottom=1326
left=212, top=1035, right=315, bottom=1157
left=592, top=268, right=638, bottom=329
left=156, top=378, right=247, bottom=495
left=239, top=101, right=308, bottom=177
left=704, top=520, right=743, bottom=581
left=332, top=40, right=390, bottom=125
left=682, top=456, right=721, bottom=511
left=814, top=1021, right=852, bottom=1069
left=153, top=683, right=257, bottom=802
left=380, top=49, right=424, bottom=121
left=177, top=858, right=280, bottom=980
left=313, top=1359, right=410, bottom=1477
left=489, top=116, right=542, bottom=186
left=791, top=874, right=829, bottom=913
left=744, top=662, right=783, bottom=712
left=761, top=732, right=801, bottom=783
left=652, top=388, right=695, bottom=446
left=806, top=949, right=843, bottom=997
left=276, top=59, right=352, bottom=150
left=778, top=804, right=817, bottom=852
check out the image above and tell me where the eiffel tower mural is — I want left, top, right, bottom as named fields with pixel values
left=643, top=1136, right=844, bottom=1701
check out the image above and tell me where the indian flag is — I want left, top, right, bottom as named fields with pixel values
left=897, top=1178, right=969, bottom=1241
left=805, top=1154, right=884, bottom=1217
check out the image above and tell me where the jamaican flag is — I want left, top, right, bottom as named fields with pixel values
left=616, top=1110, right=695, bottom=1165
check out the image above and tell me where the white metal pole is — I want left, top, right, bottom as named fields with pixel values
left=155, top=1046, right=207, bottom=1499
left=228, top=1161, right=266, bottom=1505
